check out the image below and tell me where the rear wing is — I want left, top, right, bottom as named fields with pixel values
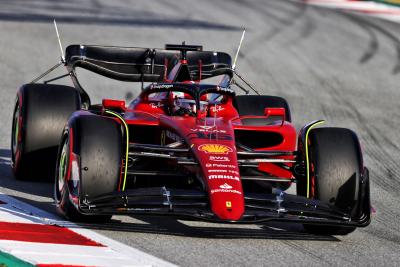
left=65, top=44, right=232, bottom=82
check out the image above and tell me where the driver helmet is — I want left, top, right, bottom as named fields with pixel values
left=171, top=92, right=208, bottom=115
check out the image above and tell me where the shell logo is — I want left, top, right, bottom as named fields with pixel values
left=198, top=144, right=233, bottom=154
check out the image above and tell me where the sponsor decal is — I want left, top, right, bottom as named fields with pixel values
left=206, top=163, right=236, bottom=169
left=151, top=84, right=173, bottom=89
left=198, top=144, right=233, bottom=154
left=219, top=183, right=232, bottom=189
left=207, top=169, right=239, bottom=175
left=211, top=188, right=242, bottom=195
left=209, top=155, right=230, bottom=162
left=210, top=182, right=242, bottom=195
left=208, top=169, right=228, bottom=173
left=190, top=126, right=226, bottom=133
left=210, top=105, right=225, bottom=113
left=194, top=132, right=232, bottom=140
left=150, top=102, right=163, bottom=109
left=208, top=175, right=240, bottom=181
left=199, top=125, right=213, bottom=130
left=215, top=86, right=234, bottom=94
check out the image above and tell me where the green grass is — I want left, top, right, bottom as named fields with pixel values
left=0, top=251, right=34, bottom=267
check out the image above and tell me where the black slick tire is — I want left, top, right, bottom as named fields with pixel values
left=54, top=113, right=122, bottom=222
left=11, top=84, right=81, bottom=180
left=299, top=127, right=363, bottom=235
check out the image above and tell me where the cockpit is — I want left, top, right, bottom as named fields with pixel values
left=135, top=83, right=236, bottom=118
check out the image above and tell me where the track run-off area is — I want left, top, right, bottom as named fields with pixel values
left=0, top=0, right=400, bottom=266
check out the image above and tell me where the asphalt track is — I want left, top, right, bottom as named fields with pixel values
left=0, top=0, right=400, bottom=266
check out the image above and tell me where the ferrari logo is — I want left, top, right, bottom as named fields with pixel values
left=198, top=144, right=233, bottom=154
left=226, top=201, right=232, bottom=208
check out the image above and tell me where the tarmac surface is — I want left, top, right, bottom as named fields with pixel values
left=0, top=0, right=400, bottom=266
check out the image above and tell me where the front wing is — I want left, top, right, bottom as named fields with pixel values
left=78, top=175, right=371, bottom=228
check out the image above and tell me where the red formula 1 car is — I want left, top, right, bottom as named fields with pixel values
left=11, top=43, right=370, bottom=235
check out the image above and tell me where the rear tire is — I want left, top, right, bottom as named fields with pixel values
left=233, top=95, right=291, bottom=122
left=298, top=127, right=363, bottom=235
left=11, top=84, right=81, bottom=180
left=55, top=113, right=122, bottom=222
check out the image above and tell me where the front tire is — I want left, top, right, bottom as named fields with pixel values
left=55, top=113, right=123, bottom=222
left=298, top=127, right=365, bottom=235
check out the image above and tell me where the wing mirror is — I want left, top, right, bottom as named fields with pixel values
left=102, top=99, right=126, bottom=112
left=264, top=107, right=285, bottom=125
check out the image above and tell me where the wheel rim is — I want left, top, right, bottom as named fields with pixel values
left=56, top=138, right=69, bottom=202
left=11, top=104, right=20, bottom=161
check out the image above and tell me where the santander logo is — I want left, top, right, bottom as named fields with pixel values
left=219, top=183, right=233, bottom=189
left=210, top=183, right=242, bottom=195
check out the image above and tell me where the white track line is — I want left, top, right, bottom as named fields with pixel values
left=0, top=192, right=177, bottom=267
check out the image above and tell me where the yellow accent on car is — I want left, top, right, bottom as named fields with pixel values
left=226, top=201, right=232, bottom=208
left=305, top=120, right=325, bottom=198
left=105, top=110, right=129, bottom=191
left=160, top=131, right=166, bottom=146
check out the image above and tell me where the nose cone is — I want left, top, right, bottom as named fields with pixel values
left=195, top=143, right=245, bottom=221
left=209, top=182, right=245, bottom=220
left=180, top=117, right=245, bottom=221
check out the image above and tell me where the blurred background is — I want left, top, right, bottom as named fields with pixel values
left=0, top=0, right=400, bottom=266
